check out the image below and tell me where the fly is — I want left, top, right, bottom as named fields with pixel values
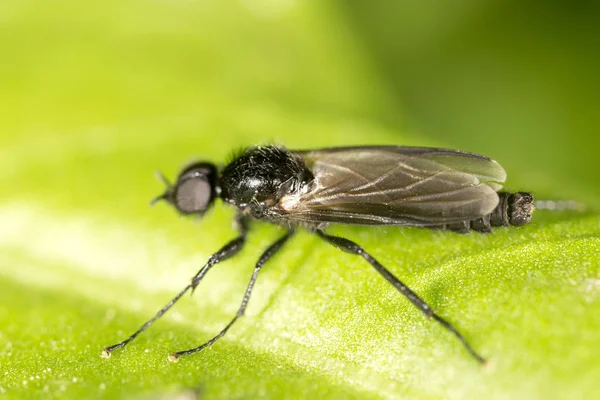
left=102, top=145, right=537, bottom=365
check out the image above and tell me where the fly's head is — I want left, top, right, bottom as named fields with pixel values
left=153, top=162, right=219, bottom=216
left=507, top=192, right=534, bottom=226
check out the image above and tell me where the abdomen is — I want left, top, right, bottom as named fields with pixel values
left=436, top=191, right=534, bottom=233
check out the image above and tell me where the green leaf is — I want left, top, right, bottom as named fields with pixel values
left=1, top=1, right=599, bottom=399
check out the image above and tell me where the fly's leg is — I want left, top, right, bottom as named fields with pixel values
left=316, top=230, right=486, bottom=365
left=168, top=230, right=295, bottom=362
left=101, top=216, right=249, bottom=358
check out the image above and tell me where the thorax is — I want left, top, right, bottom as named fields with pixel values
left=219, top=146, right=313, bottom=219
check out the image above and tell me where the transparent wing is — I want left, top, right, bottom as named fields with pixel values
left=276, top=146, right=507, bottom=226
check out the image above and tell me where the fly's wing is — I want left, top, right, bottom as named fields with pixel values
left=277, top=146, right=507, bottom=226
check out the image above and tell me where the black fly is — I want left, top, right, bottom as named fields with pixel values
left=102, top=145, right=535, bottom=364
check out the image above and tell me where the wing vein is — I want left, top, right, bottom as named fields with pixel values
left=278, top=146, right=505, bottom=226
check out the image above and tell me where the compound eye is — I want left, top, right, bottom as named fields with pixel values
left=174, top=173, right=212, bottom=214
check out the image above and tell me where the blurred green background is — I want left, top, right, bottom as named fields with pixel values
left=1, top=1, right=599, bottom=399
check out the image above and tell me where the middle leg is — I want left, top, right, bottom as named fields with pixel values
left=169, top=229, right=295, bottom=361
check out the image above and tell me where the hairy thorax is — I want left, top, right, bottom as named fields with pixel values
left=219, top=146, right=313, bottom=218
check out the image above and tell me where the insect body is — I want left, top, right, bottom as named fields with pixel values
left=102, top=145, right=535, bottom=364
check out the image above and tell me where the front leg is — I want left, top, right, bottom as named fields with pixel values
left=101, top=215, right=250, bottom=358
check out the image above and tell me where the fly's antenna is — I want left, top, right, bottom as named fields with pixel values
left=533, top=199, right=586, bottom=212
left=150, top=170, right=173, bottom=206
left=150, top=193, right=169, bottom=206
left=155, top=170, right=172, bottom=188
